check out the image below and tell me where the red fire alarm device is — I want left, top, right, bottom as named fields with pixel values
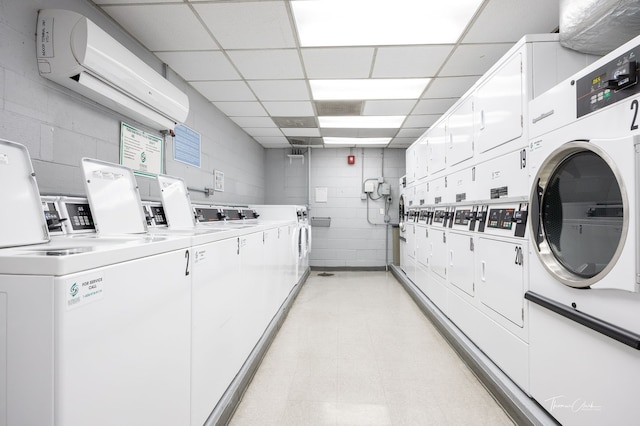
left=347, top=155, right=355, bottom=165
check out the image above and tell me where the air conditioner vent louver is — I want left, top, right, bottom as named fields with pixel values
left=315, top=101, right=363, bottom=116
left=287, top=137, right=323, bottom=146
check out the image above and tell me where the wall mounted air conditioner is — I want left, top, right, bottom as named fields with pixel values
left=36, top=9, right=189, bottom=131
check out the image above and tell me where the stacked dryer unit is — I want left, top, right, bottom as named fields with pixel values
left=403, top=34, right=597, bottom=394
left=526, top=35, right=640, bottom=426
left=398, top=176, right=407, bottom=270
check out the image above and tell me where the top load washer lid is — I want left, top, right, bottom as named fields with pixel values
left=156, top=174, right=196, bottom=229
left=0, top=139, right=49, bottom=247
left=81, top=158, right=147, bottom=235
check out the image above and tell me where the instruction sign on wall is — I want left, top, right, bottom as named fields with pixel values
left=173, top=124, right=201, bottom=167
left=120, top=122, right=163, bottom=176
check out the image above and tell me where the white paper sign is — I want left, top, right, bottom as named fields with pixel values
left=120, top=122, right=163, bottom=176
left=315, top=187, right=328, bottom=203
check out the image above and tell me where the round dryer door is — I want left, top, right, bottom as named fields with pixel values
left=399, top=194, right=406, bottom=232
left=531, top=142, right=627, bottom=288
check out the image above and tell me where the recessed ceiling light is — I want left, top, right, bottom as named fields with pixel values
left=324, top=137, right=392, bottom=146
left=319, top=116, right=405, bottom=128
left=292, top=0, right=483, bottom=47
left=310, top=79, right=430, bottom=100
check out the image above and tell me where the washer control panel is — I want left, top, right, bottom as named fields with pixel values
left=577, top=44, right=640, bottom=117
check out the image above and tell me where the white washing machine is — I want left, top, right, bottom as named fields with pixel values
left=297, top=205, right=311, bottom=274
left=169, top=198, right=297, bottom=426
left=252, top=204, right=308, bottom=283
left=527, top=35, right=640, bottom=426
left=0, top=145, right=193, bottom=426
left=153, top=175, right=245, bottom=426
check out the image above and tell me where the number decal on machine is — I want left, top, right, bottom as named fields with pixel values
left=184, top=250, right=190, bottom=276
left=631, top=99, right=639, bottom=131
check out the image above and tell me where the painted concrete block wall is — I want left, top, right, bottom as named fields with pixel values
left=0, top=0, right=265, bottom=205
left=265, top=148, right=406, bottom=268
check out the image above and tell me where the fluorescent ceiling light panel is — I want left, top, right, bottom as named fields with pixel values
left=310, top=79, right=429, bottom=100
left=324, top=137, right=392, bottom=145
left=319, top=116, right=405, bottom=128
left=292, top=0, right=483, bottom=47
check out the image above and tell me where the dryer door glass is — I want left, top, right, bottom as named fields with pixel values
left=542, top=151, right=623, bottom=278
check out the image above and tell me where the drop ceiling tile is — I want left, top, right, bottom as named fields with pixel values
left=248, top=80, right=310, bottom=102
left=191, top=81, right=256, bottom=102
left=230, top=117, right=276, bottom=128
left=194, top=2, right=296, bottom=49
left=155, top=51, right=238, bottom=81
left=262, top=101, right=315, bottom=116
left=372, top=45, right=454, bottom=78
left=403, top=115, right=440, bottom=128
left=363, top=100, right=417, bottom=116
left=244, top=127, right=285, bottom=137
left=440, top=44, right=513, bottom=77
left=301, top=48, right=375, bottom=78
left=213, top=102, right=268, bottom=117
left=422, top=76, right=480, bottom=98
left=320, top=129, right=358, bottom=137
left=396, top=128, right=426, bottom=138
left=227, top=50, right=304, bottom=80
left=388, top=138, right=416, bottom=148
left=261, top=142, right=293, bottom=148
left=281, top=128, right=321, bottom=137
left=356, top=129, right=398, bottom=137
left=463, top=0, right=559, bottom=43
left=101, top=5, right=214, bottom=51
left=254, top=136, right=290, bottom=146
left=413, top=98, right=458, bottom=115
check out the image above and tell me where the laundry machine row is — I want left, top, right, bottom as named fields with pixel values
left=0, top=143, right=304, bottom=426
left=411, top=195, right=530, bottom=390
left=524, top=34, right=640, bottom=426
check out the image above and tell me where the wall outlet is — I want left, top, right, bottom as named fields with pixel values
left=379, top=208, right=384, bottom=215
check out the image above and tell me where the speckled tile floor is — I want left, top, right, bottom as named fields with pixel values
left=228, top=271, right=514, bottom=426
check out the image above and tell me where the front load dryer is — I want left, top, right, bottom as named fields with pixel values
left=526, top=35, right=640, bottom=426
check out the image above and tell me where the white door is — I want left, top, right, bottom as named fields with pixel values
left=447, top=96, right=474, bottom=166
left=477, top=237, right=525, bottom=327
left=448, top=232, right=475, bottom=296
left=430, top=228, right=447, bottom=281
left=475, top=52, right=523, bottom=153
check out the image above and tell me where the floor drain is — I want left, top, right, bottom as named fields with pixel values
left=317, top=272, right=334, bottom=277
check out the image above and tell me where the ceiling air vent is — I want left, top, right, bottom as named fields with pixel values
left=272, top=117, right=317, bottom=128
left=315, top=101, right=363, bottom=116
left=287, top=137, right=324, bottom=146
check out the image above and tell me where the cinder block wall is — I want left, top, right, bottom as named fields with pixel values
left=265, top=148, right=406, bottom=268
left=0, top=0, right=265, bottom=205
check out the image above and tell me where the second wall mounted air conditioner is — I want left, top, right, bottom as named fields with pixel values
left=36, top=9, right=189, bottom=131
